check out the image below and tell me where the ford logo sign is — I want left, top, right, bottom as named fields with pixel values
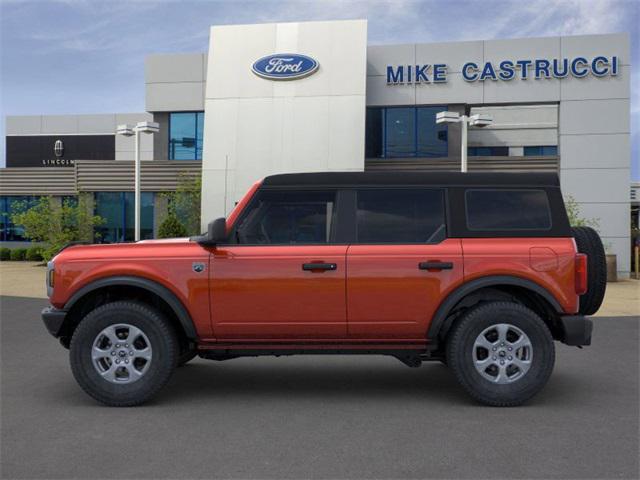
left=252, top=53, right=319, bottom=80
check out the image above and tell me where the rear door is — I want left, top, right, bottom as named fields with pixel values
left=346, top=188, right=464, bottom=340
left=210, top=188, right=348, bottom=340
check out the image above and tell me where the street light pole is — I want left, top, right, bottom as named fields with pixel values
left=134, top=129, right=141, bottom=241
left=461, top=117, right=468, bottom=173
left=116, top=121, right=159, bottom=242
left=436, top=111, right=493, bottom=173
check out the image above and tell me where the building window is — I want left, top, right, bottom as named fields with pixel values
left=95, top=192, right=154, bottom=243
left=169, top=112, right=204, bottom=160
left=524, top=146, right=558, bottom=156
left=0, top=196, right=39, bottom=242
left=366, top=106, right=448, bottom=159
left=468, top=146, right=510, bottom=156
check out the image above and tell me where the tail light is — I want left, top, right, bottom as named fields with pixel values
left=575, top=254, right=588, bottom=295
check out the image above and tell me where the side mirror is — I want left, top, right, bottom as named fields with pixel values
left=192, top=217, right=226, bottom=246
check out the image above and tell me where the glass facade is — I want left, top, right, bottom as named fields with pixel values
left=365, top=106, right=448, bottom=158
left=468, top=146, right=510, bottom=156
left=0, top=196, right=39, bottom=242
left=169, top=112, right=204, bottom=160
left=95, top=192, right=154, bottom=243
left=524, top=146, right=558, bottom=156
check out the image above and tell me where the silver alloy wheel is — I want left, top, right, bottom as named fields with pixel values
left=472, top=323, right=533, bottom=384
left=91, top=323, right=152, bottom=384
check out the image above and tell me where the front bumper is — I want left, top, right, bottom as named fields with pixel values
left=559, top=315, right=593, bottom=346
left=42, top=306, right=67, bottom=338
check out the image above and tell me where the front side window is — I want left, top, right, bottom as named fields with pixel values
left=356, top=189, right=446, bottom=243
left=465, top=189, right=551, bottom=230
left=169, top=112, right=204, bottom=160
left=234, top=190, right=336, bottom=245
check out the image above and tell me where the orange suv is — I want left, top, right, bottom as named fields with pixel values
left=42, top=172, right=606, bottom=407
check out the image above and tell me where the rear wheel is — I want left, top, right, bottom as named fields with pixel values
left=70, top=301, right=178, bottom=407
left=572, top=226, right=607, bottom=315
left=446, top=301, right=555, bottom=407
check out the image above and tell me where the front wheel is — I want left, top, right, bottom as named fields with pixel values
left=70, top=301, right=178, bottom=407
left=446, top=301, right=555, bottom=407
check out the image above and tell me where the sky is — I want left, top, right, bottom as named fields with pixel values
left=1, top=0, right=638, bottom=178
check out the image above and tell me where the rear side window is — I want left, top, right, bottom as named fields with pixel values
left=234, top=190, right=336, bottom=244
left=465, top=189, right=551, bottom=230
left=356, top=189, right=445, bottom=243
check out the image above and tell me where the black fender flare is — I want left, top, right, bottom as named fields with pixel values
left=64, top=275, right=197, bottom=340
left=427, top=275, right=563, bottom=341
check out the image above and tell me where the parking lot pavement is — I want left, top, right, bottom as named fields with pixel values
left=1, top=296, right=638, bottom=480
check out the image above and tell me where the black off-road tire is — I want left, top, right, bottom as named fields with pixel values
left=446, top=302, right=555, bottom=407
left=572, top=226, right=607, bottom=315
left=70, top=301, right=178, bottom=407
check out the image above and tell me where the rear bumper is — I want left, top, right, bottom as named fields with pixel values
left=558, top=315, right=593, bottom=346
left=42, top=306, right=67, bottom=338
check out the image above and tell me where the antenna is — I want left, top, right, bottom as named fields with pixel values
left=223, top=154, right=229, bottom=216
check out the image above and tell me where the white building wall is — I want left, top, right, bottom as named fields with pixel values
left=200, top=20, right=367, bottom=223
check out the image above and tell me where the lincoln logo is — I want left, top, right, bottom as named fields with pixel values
left=252, top=53, right=319, bottom=80
left=54, top=139, right=64, bottom=158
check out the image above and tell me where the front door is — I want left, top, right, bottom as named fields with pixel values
left=346, top=188, right=464, bottom=339
left=210, top=189, right=347, bottom=340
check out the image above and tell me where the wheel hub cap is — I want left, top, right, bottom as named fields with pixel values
left=472, top=323, right=533, bottom=384
left=91, top=323, right=153, bottom=384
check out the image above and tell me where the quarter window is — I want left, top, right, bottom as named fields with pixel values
left=356, top=189, right=446, bottom=243
left=234, top=190, right=336, bottom=245
left=465, top=189, right=552, bottom=230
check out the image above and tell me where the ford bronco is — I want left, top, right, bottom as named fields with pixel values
left=42, top=172, right=606, bottom=407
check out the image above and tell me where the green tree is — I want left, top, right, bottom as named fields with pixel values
left=157, top=213, right=188, bottom=239
left=564, top=195, right=600, bottom=229
left=162, top=173, right=202, bottom=236
left=11, top=195, right=105, bottom=261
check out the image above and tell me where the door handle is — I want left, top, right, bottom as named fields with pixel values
left=302, top=263, right=337, bottom=271
left=419, top=261, right=453, bottom=271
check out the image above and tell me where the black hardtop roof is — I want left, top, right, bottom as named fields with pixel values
left=262, top=171, right=560, bottom=188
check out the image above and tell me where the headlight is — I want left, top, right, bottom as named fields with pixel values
left=46, top=261, right=55, bottom=297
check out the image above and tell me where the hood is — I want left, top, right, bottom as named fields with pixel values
left=52, top=237, right=200, bottom=263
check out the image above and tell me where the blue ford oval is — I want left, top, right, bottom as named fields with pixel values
left=252, top=53, right=319, bottom=80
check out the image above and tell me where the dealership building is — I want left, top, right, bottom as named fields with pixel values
left=0, top=20, right=633, bottom=276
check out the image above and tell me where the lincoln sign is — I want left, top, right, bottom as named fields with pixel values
left=386, top=55, right=620, bottom=84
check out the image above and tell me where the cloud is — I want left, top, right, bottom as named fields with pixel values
left=1, top=0, right=638, bottom=175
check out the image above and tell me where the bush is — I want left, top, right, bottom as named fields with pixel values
left=162, top=173, right=202, bottom=236
left=158, top=213, right=189, bottom=239
left=26, top=246, right=43, bottom=261
left=10, top=248, right=27, bottom=261
left=10, top=195, right=104, bottom=262
left=0, top=248, right=10, bottom=261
